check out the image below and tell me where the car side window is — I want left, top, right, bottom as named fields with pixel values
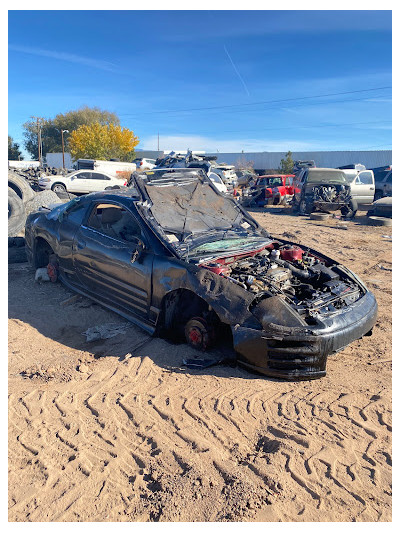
left=358, top=171, right=373, bottom=185
left=76, top=172, right=91, bottom=179
left=91, top=172, right=111, bottom=181
left=65, top=202, right=88, bottom=225
left=87, top=203, right=144, bottom=244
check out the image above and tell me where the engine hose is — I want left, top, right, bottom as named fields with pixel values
left=274, top=257, right=314, bottom=280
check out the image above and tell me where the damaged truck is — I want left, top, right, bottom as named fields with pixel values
left=24, top=169, right=377, bottom=380
left=292, top=167, right=359, bottom=217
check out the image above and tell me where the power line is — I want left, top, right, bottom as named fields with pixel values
left=119, top=86, right=391, bottom=118
left=158, top=120, right=392, bottom=137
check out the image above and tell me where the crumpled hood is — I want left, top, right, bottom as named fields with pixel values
left=133, top=171, right=251, bottom=236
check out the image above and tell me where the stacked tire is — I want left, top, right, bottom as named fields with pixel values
left=8, top=170, right=63, bottom=237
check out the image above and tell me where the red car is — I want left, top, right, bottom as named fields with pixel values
left=248, top=174, right=295, bottom=206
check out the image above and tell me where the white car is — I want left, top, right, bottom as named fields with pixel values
left=133, top=158, right=156, bottom=170
left=212, top=165, right=239, bottom=189
left=38, top=170, right=126, bottom=194
left=208, top=172, right=228, bottom=194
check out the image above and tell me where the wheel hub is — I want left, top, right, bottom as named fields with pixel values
left=184, top=317, right=214, bottom=351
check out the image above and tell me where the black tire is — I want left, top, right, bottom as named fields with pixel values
left=51, top=182, right=67, bottom=194
left=24, top=190, right=61, bottom=216
left=272, top=194, right=281, bottom=206
left=299, top=198, right=313, bottom=215
left=310, top=212, right=330, bottom=221
left=8, top=247, right=27, bottom=264
left=367, top=216, right=392, bottom=227
left=8, top=237, right=25, bottom=248
left=8, top=171, right=36, bottom=203
left=341, top=199, right=358, bottom=219
left=8, top=187, right=26, bottom=237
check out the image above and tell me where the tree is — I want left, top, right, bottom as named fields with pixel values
left=68, top=123, right=139, bottom=162
left=22, top=106, right=120, bottom=159
left=8, top=136, right=23, bottom=160
left=278, top=151, right=294, bottom=174
left=235, top=156, right=255, bottom=171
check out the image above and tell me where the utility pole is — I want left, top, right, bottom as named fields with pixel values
left=31, top=116, right=45, bottom=165
left=61, top=130, right=69, bottom=169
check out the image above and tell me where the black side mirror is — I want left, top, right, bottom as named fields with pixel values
left=130, top=238, right=145, bottom=263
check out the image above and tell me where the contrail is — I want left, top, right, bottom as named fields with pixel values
left=223, top=45, right=250, bottom=97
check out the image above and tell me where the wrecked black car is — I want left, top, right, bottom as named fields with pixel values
left=24, top=169, right=377, bottom=380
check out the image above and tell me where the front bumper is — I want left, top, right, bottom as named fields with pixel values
left=232, top=290, right=378, bottom=380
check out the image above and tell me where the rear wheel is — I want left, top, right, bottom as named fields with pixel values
left=51, top=183, right=67, bottom=194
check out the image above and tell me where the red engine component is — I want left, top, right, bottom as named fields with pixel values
left=280, top=245, right=304, bottom=262
left=202, top=263, right=231, bottom=275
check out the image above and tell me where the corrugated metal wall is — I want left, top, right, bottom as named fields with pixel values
left=206, top=150, right=392, bottom=170
left=46, top=150, right=392, bottom=171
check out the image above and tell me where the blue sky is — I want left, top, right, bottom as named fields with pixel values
left=8, top=10, right=392, bottom=156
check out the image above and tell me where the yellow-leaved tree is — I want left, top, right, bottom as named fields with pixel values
left=68, top=123, right=139, bottom=162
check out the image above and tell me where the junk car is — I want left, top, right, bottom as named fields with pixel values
left=241, top=175, right=294, bottom=207
left=292, top=167, right=358, bottom=217
left=25, top=169, right=377, bottom=380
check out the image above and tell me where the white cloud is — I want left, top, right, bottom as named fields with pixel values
left=9, top=44, right=117, bottom=72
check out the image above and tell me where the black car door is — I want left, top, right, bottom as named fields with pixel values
left=56, top=199, right=91, bottom=279
left=72, top=201, right=153, bottom=321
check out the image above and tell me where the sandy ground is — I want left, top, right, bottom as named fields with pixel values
left=8, top=209, right=392, bottom=522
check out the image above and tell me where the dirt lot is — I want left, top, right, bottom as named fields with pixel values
left=8, top=209, right=392, bottom=522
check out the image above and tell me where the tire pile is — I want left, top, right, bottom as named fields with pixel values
left=10, top=166, right=70, bottom=190
left=8, top=170, right=62, bottom=238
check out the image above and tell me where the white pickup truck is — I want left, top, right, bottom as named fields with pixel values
left=338, top=165, right=375, bottom=208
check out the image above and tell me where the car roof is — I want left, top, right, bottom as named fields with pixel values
left=77, top=188, right=140, bottom=203
left=258, top=174, right=293, bottom=178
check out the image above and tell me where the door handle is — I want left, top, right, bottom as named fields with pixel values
left=369, top=187, right=374, bottom=190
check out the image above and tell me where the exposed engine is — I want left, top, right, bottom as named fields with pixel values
left=312, top=184, right=350, bottom=204
left=203, top=244, right=362, bottom=321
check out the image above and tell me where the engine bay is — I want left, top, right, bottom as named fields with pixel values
left=311, top=184, right=351, bottom=204
left=202, top=243, right=362, bottom=321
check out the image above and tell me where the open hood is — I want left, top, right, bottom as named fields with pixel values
left=132, top=169, right=263, bottom=241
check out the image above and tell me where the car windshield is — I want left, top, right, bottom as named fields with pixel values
left=209, top=174, right=223, bottom=185
left=307, top=169, right=347, bottom=184
left=188, top=236, right=270, bottom=257
left=262, top=177, right=283, bottom=186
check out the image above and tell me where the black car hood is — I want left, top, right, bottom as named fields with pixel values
left=133, top=170, right=257, bottom=237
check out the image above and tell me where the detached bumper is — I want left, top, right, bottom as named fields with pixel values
left=232, top=290, right=378, bottom=380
